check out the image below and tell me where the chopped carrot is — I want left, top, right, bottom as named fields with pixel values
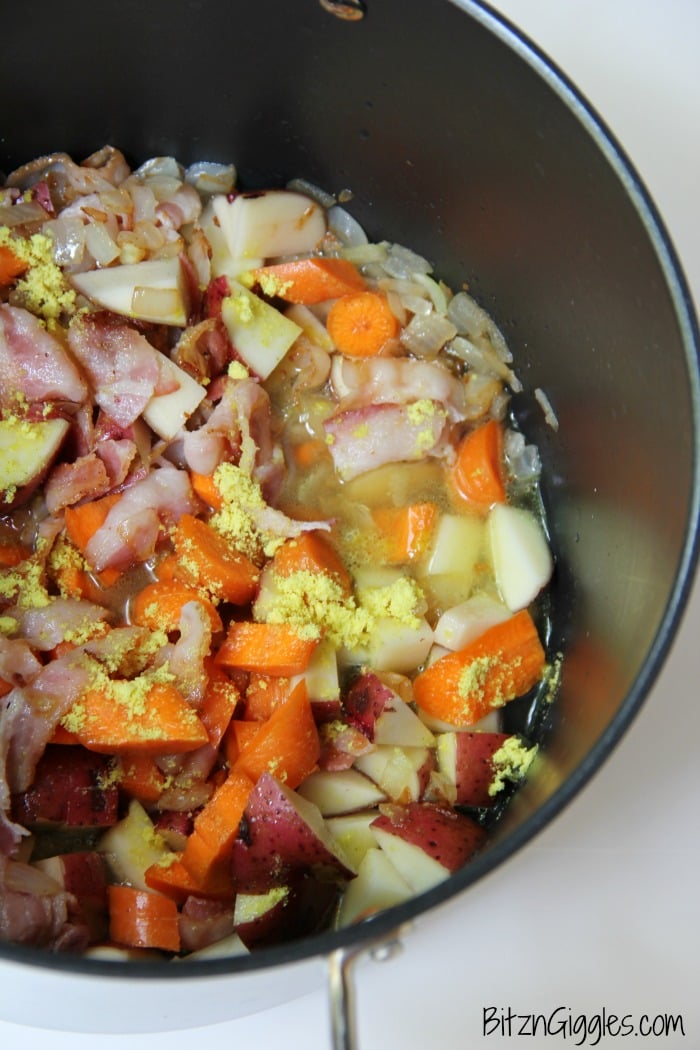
left=64, top=494, right=122, bottom=587
left=0, top=244, right=27, bottom=287
left=244, top=674, right=291, bottom=721
left=180, top=770, right=254, bottom=883
left=108, top=884, right=181, bottom=953
left=412, top=609, right=546, bottom=727
left=292, top=438, right=327, bottom=469
left=229, top=719, right=263, bottom=756
left=190, top=471, right=224, bottom=511
left=71, top=681, right=209, bottom=755
left=153, top=553, right=179, bottom=582
left=199, top=661, right=241, bottom=748
left=0, top=541, right=30, bottom=568
left=372, top=502, right=439, bottom=564
left=49, top=725, right=80, bottom=745
left=173, top=513, right=259, bottom=605
left=0, top=680, right=13, bottom=699
left=131, top=580, right=223, bottom=635
left=50, top=560, right=104, bottom=603
left=251, top=257, right=366, bottom=305
left=118, top=752, right=168, bottom=804
left=233, top=680, right=320, bottom=789
left=215, top=621, right=319, bottom=676
left=271, top=531, right=352, bottom=595
left=144, top=856, right=234, bottom=904
left=326, top=290, right=400, bottom=357
left=451, top=419, right=506, bottom=510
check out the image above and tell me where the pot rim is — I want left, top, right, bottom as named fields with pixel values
left=2, top=0, right=699, bottom=982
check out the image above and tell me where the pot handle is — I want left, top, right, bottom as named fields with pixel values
left=327, top=926, right=409, bottom=1050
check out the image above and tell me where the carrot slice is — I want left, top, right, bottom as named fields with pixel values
left=173, top=513, right=259, bottom=604
left=451, top=419, right=506, bottom=510
left=252, top=257, right=366, bottom=305
left=153, top=553, right=179, bottom=582
left=271, top=531, right=352, bottom=595
left=108, top=884, right=181, bottom=953
left=64, top=493, right=122, bottom=587
left=0, top=244, right=27, bottom=287
left=372, top=502, right=439, bottom=564
left=215, top=621, right=319, bottom=676
left=244, top=674, right=291, bottom=721
left=144, top=857, right=234, bottom=904
left=233, top=680, right=320, bottom=789
left=326, top=291, right=400, bottom=357
left=190, top=471, right=224, bottom=511
left=412, top=609, right=546, bottom=727
left=118, top=752, right=168, bottom=804
left=180, top=770, right=254, bottom=883
left=71, top=681, right=209, bottom=754
left=199, top=662, right=241, bottom=748
left=131, top=580, right=223, bottom=635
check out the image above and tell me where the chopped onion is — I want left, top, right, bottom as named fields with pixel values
left=286, top=177, right=336, bottom=209
left=42, top=216, right=86, bottom=267
left=447, top=334, right=520, bottom=390
left=504, top=429, right=542, bottom=482
left=412, top=272, right=449, bottom=314
left=84, top=220, right=120, bottom=266
left=133, top=156, right=184, bottom=181
left=447, top=291, right=512, bottom=363
left=185, top=161, right=236, bottom=196
left=400, top=312, right=457, bottom=358
left=340, top=241, right=389, bottom=267
left=400, top=294, right=433, bottom=317
left=144, top=175, right=184, bottom=203
left=0, top=200, right=48, bottom=227
left=129, top=183, right=157, bottom=223
left=382, top=242, right=432, bottom=279
left=327, top=204, right=368, bottom=247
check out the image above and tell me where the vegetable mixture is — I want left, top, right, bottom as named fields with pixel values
left=0, top=146, right=556, bottom=958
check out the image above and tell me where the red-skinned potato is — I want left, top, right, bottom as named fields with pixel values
left=230, top=772, right=356, bottom=891
left=234, top=874, right=338, bottom=949
left=34, top=851, right=109, bottom=941
left=0, top=416, right=70, bottom=510
left=11, top=746, right=119, bottom=828
left=354, top=745, right=435, bottom=805
left=343, top=672, right=394, bottom=741
left=371, top=802, right=487, bottom=893
left=436, top=731, right=538, bottom=807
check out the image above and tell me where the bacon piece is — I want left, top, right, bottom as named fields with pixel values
left=0, top=305, right=88, bottom=410
left=11, top=598, right=111, bottom=652
left=84, top=463, right=198, bottom=572
left=44, top=454, right=109, bottom=515
left=323, top=401, right=449, bottom=481
left=0, top=856, right=90, bottom=950
left=0, top=636, right=43, bottom=690
left=331, top=355, right=469, bottom=422
left=67, top=313, right=174, bottom=428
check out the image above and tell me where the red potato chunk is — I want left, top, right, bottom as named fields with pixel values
left=10, top=746, right=119, bottom=828
left=229, top=772, right=355, bottom=891
left=233, top=874, right=338, bottom=949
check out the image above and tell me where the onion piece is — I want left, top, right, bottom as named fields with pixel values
left=133, top=156, right=184, bottom=181
left=286, top=177, right=336, bottom=209
left=84, top=220, right=120, bottom=266
left=42, top=217, right=86, bottom=267
left=327, top=204, right=368, bottom=247
left=382, top=243, right=432, bottom=278
left=412, top=272, right=449, bottom=314
left=185, top=161, right=236, bottom=196
left=0, top=200, right=48, bottom=227
left=340, top=241, right=389, bottom=266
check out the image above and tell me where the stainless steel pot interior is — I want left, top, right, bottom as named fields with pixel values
left=1, top=0, right=698, bottom=1004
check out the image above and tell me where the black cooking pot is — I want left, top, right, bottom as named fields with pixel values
left=1, top=0, right=698, bottom=1043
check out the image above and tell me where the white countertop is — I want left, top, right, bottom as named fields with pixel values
left=2, top=2, right=699, bottom=1047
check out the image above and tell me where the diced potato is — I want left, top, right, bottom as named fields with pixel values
left=221, top=281, right=302, bottom=379
left=338, top=847, right=412, bottom=927
left=433, top=593, right=511, bottom=651
left=98, top=799, right=173, bottom=891
left=325, top=811, right=382, bottom=871
left=212, top=190, right=326, bottom=261
left=71, top=257, right=189, bottom=326
left=423, top=513, right=484, bottom=576
left=488, top=503, right=553, bottom=611
left=142, top=354, right=207, bottom=440
left=297, top=769, right=386, bottom=816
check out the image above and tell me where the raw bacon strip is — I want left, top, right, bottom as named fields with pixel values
left=323, top=401, right=449, bottom=482
left=67, top=313, right=175, bottom=429
left=0, top=305, right=87, bottom=410
left=44, top=454, right=109, bottom=515
left=0, top=856, right=89, bottom=950
left=11, top=598, right=111, bottom=652
left=331, top=355, right=470, bottom=422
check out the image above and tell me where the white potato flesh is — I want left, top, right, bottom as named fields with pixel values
left=297, top=769, right=386, bottom=816
left=371, top=826, right=449, bottom=894
left=355, top=745, right=432, bottom=804
left=325, top=811, right=381, bottom=871
left=374, top=695, right=436, bottom=748
left=142, top=354, right=207, bottom=440
left=97, top=799, right=171, bottom=890
left=0, top=416, right=69, bottom=493
left=233, top=885, right=289, bottom=925
left=200, top=199, right=263, bottom=278
left=212, top=190, right=326, bottom=261
left=220, top=282, right=302, bottom=380
left=488, top=503, right=553, bottom=611
left=338, top=847, right=413, bottom=927
left=433, top=593, right=512, bottom=651
left=423, top=513, right=484, bottom=576
left=71, top=257, right=189, bottom=326
left=298, top=637, right=340, bottom=703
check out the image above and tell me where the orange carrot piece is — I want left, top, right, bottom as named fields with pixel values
left=233, top=680, right=320, bottom=789
left=0, top=244, right=27, bottom=287
left=412, top=609, right=546, bottom=727
left=153, top=553, right=179, bottom=583
left=0, top=541, right=30, bottom=568
left=144, top=857, right=234, bottom=904
left=215, top=621, right=319, bottom=676
left=64, top=494, right=122, bottom=587
left=190, top=471, right=224, bottom=511
left=199, top=662, right=241, bottom=748
left=0, top=680, right=13, bottom=699
left=228, top=719, right=263, bottom=757
left=451, top=419, right=506, bottom=510
left=326, top=290, right=400, bottom=357
left=271, top=531, right=352, bottom=595
left=244, top=674, right=291, bottom=721
left=252, top=257, right=366, bottom=305
left=131, top=580, right=223, bottom=635
left=173, top=513, right=259, bottom=604
left=108, top=884, right=181, bottom=953
left=118, top=752, right=168, bottom=804
left=372, top=502, right=439, bottom=564
left=180, top=770, right=254, bottom=883
left=72, top=681, right=209, bottom=755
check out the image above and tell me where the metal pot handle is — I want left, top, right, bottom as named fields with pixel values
left=327, top=924, right=410, bottom=1050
